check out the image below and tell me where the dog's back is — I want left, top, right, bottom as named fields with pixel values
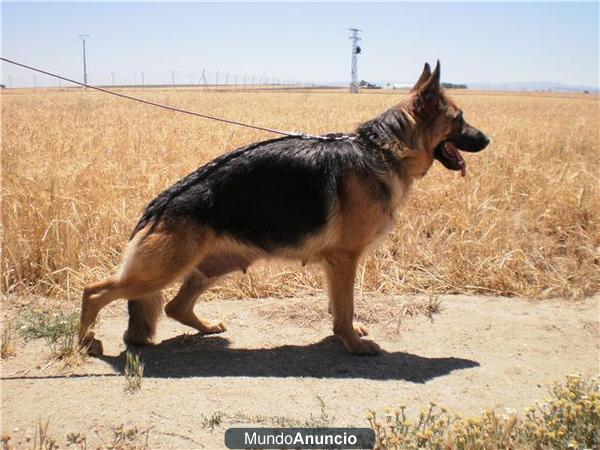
left=132, top=134, right=387, bottom=251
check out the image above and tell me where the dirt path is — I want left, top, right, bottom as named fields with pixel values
left=2, top=294, right=598, bottom=449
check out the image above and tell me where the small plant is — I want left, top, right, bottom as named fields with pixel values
left=18, top=311, right=77, bottom=341
left=423, top=294, right=442, bottom=322
left=368, top=402, right=453, bottom=449
left=32, top=419, right=58, bottom=450
left=519, top=374, right=600, bottom=449
left=18, top=310, right=80, bottom=362
left=109, top=424, right=151, bottom=450
left=304, top=395, right=333, bottom=427
left=66, top=431, right=87, bottom=449
left=124, top=350, right=144, bottom=393
left=1, top=321, right=17, bottom=359
left=200, top=412, right=223, bottom=431
left=447, top=409, right=518, bottom=449
left=368, top=375, right=599, bottom=449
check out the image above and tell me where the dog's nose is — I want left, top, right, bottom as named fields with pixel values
left=481, top=134, right=490, bottom=148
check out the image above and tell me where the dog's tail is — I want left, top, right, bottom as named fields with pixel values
left=124, top=293, right=163, bottom=346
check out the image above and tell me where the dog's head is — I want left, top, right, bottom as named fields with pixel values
left=398, top=61, right=489, bottom=177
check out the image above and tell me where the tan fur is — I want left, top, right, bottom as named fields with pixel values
left=124, top=293, right=163, bottom=346
left=164, top=269, right=226, bottom=335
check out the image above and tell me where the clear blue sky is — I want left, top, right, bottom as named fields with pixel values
left=2, top=2, right=599, bottom=88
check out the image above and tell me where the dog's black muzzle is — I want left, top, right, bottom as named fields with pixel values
left=448, top=122, right=490, bottom=153
left=434, top=120, right=489, bottom=173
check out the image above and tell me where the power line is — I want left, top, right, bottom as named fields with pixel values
left=0, top=56, right=307, bottom=137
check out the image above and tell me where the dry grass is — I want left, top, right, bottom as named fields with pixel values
left=2, top=88, right=598, bottom=304
left=32, top=419, right=58, bottom=450
left=1, top=320, right=17, bottom=359
left=124, top=350, right=144, bottom=393
left=1, top=421, right=151, bottom=450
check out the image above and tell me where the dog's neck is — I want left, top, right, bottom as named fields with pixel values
left=356, top=104, right=427, bottom=180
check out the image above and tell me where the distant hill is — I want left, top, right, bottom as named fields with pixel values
left=468, top=81, right=598, bottom=93
left=322, top=80, right=599, bottom=93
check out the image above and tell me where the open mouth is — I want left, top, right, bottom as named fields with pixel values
left=434, top=141, right=467, bottom=177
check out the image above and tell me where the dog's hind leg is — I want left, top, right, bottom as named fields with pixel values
left=165, top=253, right=254, bottom=335
left=123, top=292, right=164, bottom=346
left=80, top=277, right=177, bottom=355
left=323, top=252, right=380, bottom=355
left=164, top=269, right=226, bottom=335
left=79, top=276, right=121, bottom=355
left=79, top=223, right=206, bottom=355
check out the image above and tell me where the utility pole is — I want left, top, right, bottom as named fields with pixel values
left=78, top=34, right=90, bottom=85
left=33, top=73, right=37, bottom=88
left=216, top=71, right=220, bottom=86
left=171, top=70, right=175, bottom=89
left=201, top=69, right=208, bottom=89
left=8, top=75, right=12, bottom=88
left=141, top=71, right=144, bottom=88
left=111, top=71, right=115, bottom=87
left=348, top=28, right=362, bottom=94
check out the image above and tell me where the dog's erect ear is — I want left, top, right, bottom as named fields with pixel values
left=414, top=60, right=441, bottom=116
left=410, top=63, right=431, bottom=92
left=419, top=60, right=441, bottom=96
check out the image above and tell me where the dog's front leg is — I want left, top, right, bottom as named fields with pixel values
left=323, top=253, right=380, bottom=355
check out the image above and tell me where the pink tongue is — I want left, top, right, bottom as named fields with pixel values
left=446, top=142, right=467, bottom=177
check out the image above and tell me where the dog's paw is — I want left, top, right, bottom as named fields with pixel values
left=123, top=328, right=156, bottom=347
left=353, top=322, right=369, bottom=337
left=347, top=338, right=381, bottom=356
left=200, top=320, right=227, bottom=335
left=80, top=332, right=104, bottom=356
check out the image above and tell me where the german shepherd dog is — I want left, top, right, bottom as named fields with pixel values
left=79, top=61, right=489, bottom=356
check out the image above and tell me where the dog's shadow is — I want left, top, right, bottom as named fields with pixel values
left=100, top=335, right=479, bottom=383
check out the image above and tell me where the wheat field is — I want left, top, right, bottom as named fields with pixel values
left=2, top=87, right=598, bottom=303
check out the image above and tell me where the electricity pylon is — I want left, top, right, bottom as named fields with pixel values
left=348, top=28, right=362, bottom=93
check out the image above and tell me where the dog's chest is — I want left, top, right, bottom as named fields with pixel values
left=373, top=174, right=412, bottom=239
left=386, top=172, right=412, bottom=213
